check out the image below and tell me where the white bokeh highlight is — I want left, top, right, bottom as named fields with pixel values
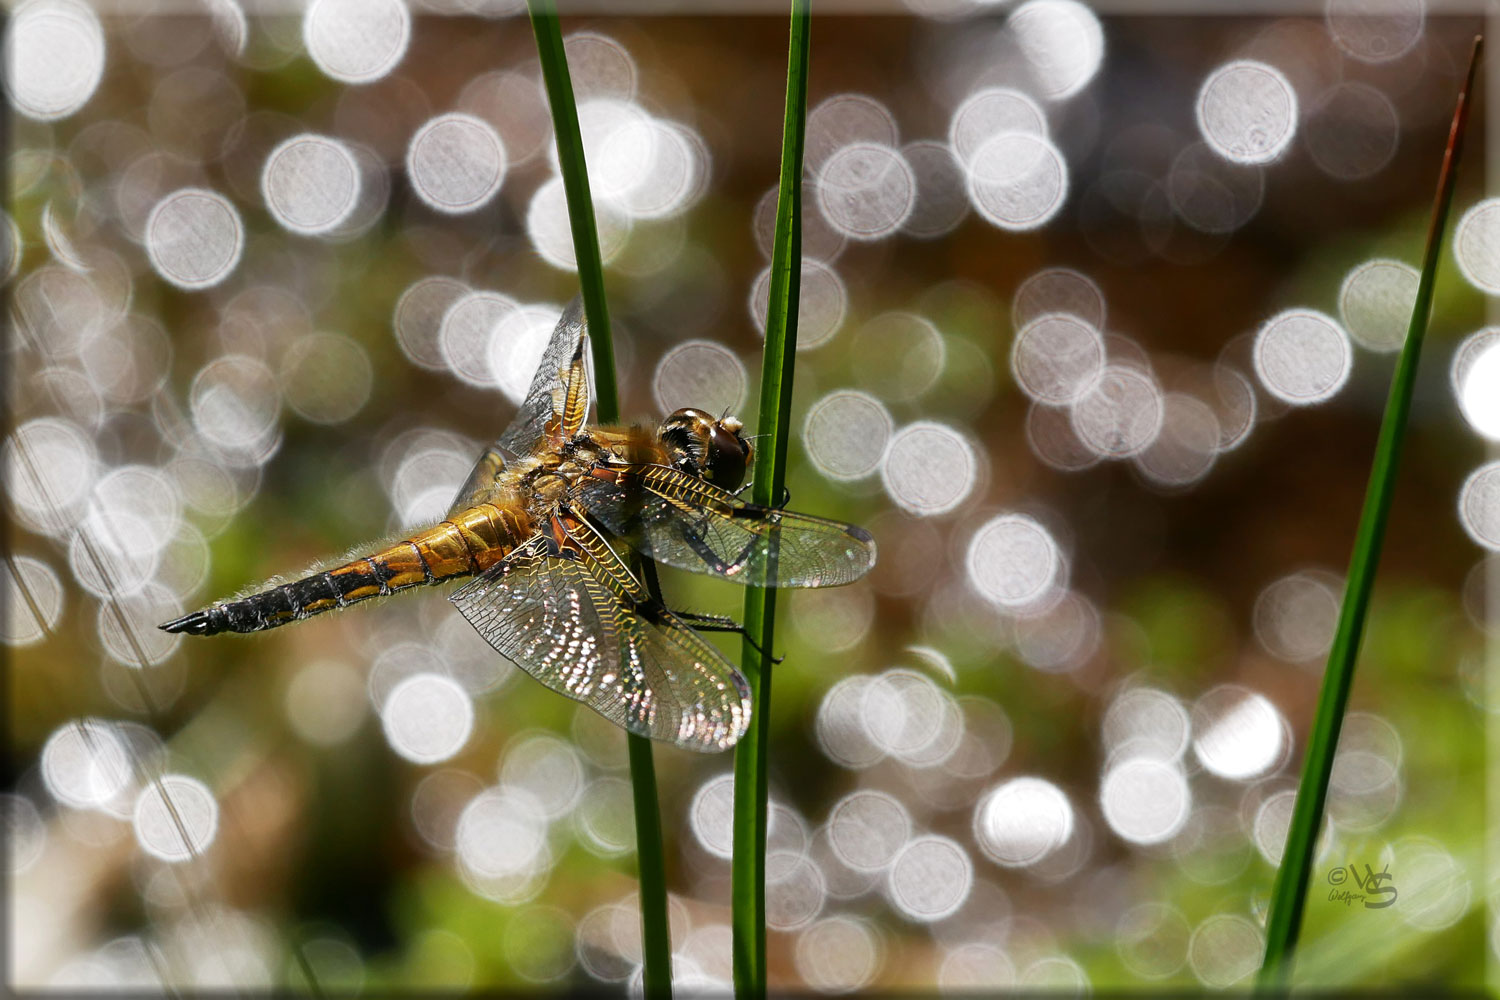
left=1454, top=199, right=1500, bottom=295
left=145, top=189, right=244, bottom=291
left=1100, top=758, right=1190, bottom=845
left=1191, top=686, right=1286, bottom=781
left=262, top=134, right=362, bottom=236
left=653, top=341, right=747, bottom=418
left=6, top=0, right=106, bottom=122
left=749, top=260, right=847, bottom=351
left=303, top=0, right=411, bottom=85
left=826, top=791, right=911, bottom=872
left=380, top=673, right=475, bottom=765
left=886, top=835, right=973, bottom=922
left=816, top=143, right=916, bottom=241
left=1339, top=259, right=1417, bottom=353
left=1457, top=335, right=1500, bottom=440
left=1012, top=314, right=1105, bottom=406
left=1459, top=462, right=1500, bottom=551
left=1325, top=0, right=1426, bottom=63
left=966, top=132, right=1069, bottom=232
left=881, top=422, right=977, bottom=516
left=1196, top=61, right=1297, bottom=165
left=804, top=391, right=892, bottom=482
left=974, top=776, right=1074, bottom=868
left=133, top=775, right=219, bottom=862
left=966, top=513, right=1062, bottom=610
left=1070, top=365, right=1164, bottom=459
left=1253, top=309, right=1352, bottom=405
left=1008, top=0, right=1104, bottom=101
left=407, top=113, right=507, bottom=215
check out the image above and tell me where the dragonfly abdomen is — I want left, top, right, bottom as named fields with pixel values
left=160, top=503, right=533, bottom=636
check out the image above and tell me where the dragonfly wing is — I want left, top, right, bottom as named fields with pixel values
left=497, top=296, right=593, bottom=457
left=448, top=516, right=751, bottom=752
left=446, top=446, right=511, bottom=517
left=448, top=297, right=591, bottom=514
left=577, top=464, right=877, bottom=588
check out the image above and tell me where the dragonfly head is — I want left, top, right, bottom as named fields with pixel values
left=659, top=407, right=752, bottom=491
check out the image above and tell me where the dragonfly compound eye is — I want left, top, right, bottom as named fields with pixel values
left=705, top=420, right=749, bottom=491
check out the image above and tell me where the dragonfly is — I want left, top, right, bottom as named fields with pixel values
left=161, top=300, right=876, bottom=752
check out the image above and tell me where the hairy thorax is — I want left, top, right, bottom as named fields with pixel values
left=519, top=431, right=623, bottom=520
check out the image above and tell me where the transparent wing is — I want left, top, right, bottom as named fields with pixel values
left=446, top=446, right=512, bottom=516
left=448, top=514, right=751, bottom=752
left=447, top=297, right=592, bottom=514
left=499, top=296, right=592, bottom=456
left=576, top=464, right=877, bottom=588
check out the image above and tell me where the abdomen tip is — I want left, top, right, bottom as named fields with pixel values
left=159, top=611, right=216, bottom=636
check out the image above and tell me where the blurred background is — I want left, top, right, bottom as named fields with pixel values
left=5, top=0, right=1498, bottom=992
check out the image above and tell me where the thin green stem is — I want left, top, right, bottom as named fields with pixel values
left=627, top=721, right=670, bottom=995
left=528, top=3, right=669, bottom=997
left=1257, top=35, right=1483, bottom=992
left=528, top=0, right=617, bottom=424
left=731, top=3, right=811, bottom=997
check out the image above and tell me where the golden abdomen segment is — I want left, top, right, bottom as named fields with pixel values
left=160, top=503, right=534, bottom=636
left=415, top=503, right=530, bottom=579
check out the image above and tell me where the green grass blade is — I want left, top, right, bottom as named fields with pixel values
left=527, top=0, right=617, bottom=424
left=1257, top=35, right=1483, bottom=992
left=527, top=4, right=670, bottom=997
left=626, top=718, right=671, bottom=994
left=731, top=2, right=812, bottom=997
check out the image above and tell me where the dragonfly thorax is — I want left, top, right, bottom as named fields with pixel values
left=658, top=407, right=752, bottom=491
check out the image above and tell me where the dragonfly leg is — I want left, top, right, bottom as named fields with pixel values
left=673, top=610, right=783, bottom=665
left=678, top=525, right=772, bottom=584
left=677, top=526, right=737, bottom=575
left=733, top=481, right=790, bottom=509
left=678, top=516, right=782, bottom=581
